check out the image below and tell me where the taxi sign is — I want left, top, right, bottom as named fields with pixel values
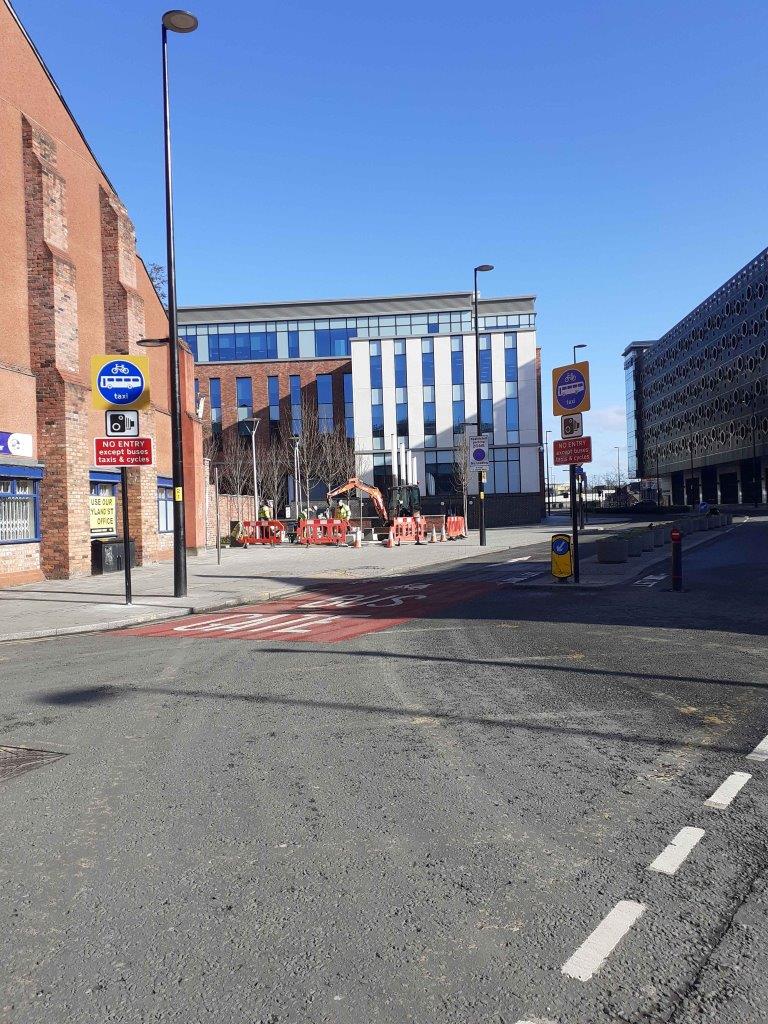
left=551, top=533, right=573, bottom=579
left=552, top=361, right=590, bottom=416
left=91, top=355, right=150, bottom=411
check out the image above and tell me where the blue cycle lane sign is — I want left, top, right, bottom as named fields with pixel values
left=552, top=360, right=590, bottom=417
left=91, top=355, right=151, bottom=411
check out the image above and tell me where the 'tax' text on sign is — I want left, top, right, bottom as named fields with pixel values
left=553, top=435, right=593, bottom=466
left=552, top=360, right=590, bottom=417
left=94, top=437, right=154, bottom=468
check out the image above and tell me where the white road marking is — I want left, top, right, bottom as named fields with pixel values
left=705, top=771, right=752, bottom=809
left=561, top=900, right=645, bottom=981
left=634, top=573, right=667, bottom=588
left=513, top=1019, right=558, bottom=1023
left=648, top=827, right=705, bottom=875
left=506, top=556, right=532, bottom=563
left=746, top=732, right=768, bottom=762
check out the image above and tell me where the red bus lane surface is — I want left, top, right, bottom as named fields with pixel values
left=122, top=579, right=495, bottom=643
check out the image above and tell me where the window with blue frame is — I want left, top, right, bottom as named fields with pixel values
left=487, top=447, right=521, bottom=495
left=450, top=336, right=464, bottom=382
left=421, top=339, right=436, bottom=446
left=290, top=375, right=302, bottom=434
left=394, top=339, right=408, bottom=442
left=236, top=377, right=252, bottom=418
left=288, top=331, right=300, bottom=358
left=317, top=374, right=333, bottom=433
left=478, top=334, right=493, bottom=434
left=268, top=375, right=280, bottom=426
left=425, top=450, right=458, bottom=496
left=0, top=468, right=42, bottom=542
left=370, top=342, right=384, bottom=449
left=157, top=478, right=174, bottom=533
left=209, top=378, right=222, bottom=436
left=504, top=332, right=519, bottom=442
left=421, top=338, right=435, bottom=385
left=343, top=373, right=354, bottom=438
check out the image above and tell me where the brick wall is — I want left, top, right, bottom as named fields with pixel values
left=0, top=542, right=43, bottom=588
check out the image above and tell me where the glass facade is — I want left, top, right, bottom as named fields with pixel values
left=236, top=377, right=252, bottom=420
left=268, top=375, right=280, bottom=426
left=317, top=374, right=333, bottom=433
left=343, top=372, right=354, bottom=438
left=395, top=339, right=408, bottom=445
left=181, top=309, right=535, bottom=364
left=479, top=334, right=493, bottom=434
left=504, top=332, right=519, bottom=444
left=487, top=447, right=521, bottom=495
left=209, top=378, right=222, bottom=436
left=421, top=338, right=436, bottom=448
left=425, top=450, right=457, bottom=496
left=450, top=336, right=465, bottom=439
left=370, top=341, right=384, bottom=450
left=290, top=375, right=302, bottom=434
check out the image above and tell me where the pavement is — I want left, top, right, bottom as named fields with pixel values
left=1, top=518, right=767, bottom=1023
left=0, top=516, right=739, bottom=641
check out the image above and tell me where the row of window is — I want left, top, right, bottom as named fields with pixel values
left=182, top=313, right=535, bottom=363
left=0, top=471, right=177, bottom=545
left=369, top=447, right=523, bottom=496
left=206, top=373, right=354, bottom=438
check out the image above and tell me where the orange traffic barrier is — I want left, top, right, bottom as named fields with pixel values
left=241, top=520, right=284, bottom=546
left=391, top=516, right=428, bottom=545
left=445, top=516, right=466, bottom=540
left=297, top=518, right=349, bottom=546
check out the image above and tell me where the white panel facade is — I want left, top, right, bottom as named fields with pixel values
left=517, top=331, right=539, bottom=448
left=520, top=446, right=541, bottom=492
left=463, top=334, right=478, bottom=430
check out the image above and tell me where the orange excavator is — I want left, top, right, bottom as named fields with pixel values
left=326, top=477, right=421, bottom=525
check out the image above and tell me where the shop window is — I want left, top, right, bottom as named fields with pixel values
left=158, top=483, right=174, bottom=533
left=0, top=474, right=41, bottom=543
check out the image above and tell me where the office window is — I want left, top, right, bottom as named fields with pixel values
left=236, top=377, right=252, bottom=420
left=372, top=453, right=392, bottom=491
left=268, top=375, right=280, bottom=424
left=209, top=377, right=221, bottom=436
left=450, top=336, right=464, bottom=383
left=424, top=450, right=457, bottom=496
left=0, top=474, right=41, bottom=542
left=452, top=380, right=465, bottom=437
left=344, top=372, right=354, bottom=438
left=479, top=334, right=492, bottom=383
left=504, top=332, right=518, bottom=382
left=506, top=393, right=519, bottom=444
left=317, top=373, right=333, bottom=433
left=290, top=375, right=302, bottom=434
left=421, top=338, right=435, bottom=386
left=157, top=484, right=174, bottom=533
left=288, top=330, right=299, bottom=358
left=487, top=447, right=521, bottom=495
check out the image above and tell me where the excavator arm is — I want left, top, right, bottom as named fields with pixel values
left=327, top=477, right=388, bottom=523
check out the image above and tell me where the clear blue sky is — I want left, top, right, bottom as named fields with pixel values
left=14, top=0, right=768, bottom=477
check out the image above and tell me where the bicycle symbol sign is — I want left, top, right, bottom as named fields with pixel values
left=91, top=355, right=151, bottom=410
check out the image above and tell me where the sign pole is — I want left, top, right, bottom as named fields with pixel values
left=120, top=467, right=133, bottom=605
left=570, top=463, right=580, bottom=583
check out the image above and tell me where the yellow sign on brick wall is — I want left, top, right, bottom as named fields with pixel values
left=89, top=495, right=116, bottom=536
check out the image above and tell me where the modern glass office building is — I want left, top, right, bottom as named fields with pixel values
left=181, top=291, right=544, bottom=525
left=623, top=247, right=768, bottom=505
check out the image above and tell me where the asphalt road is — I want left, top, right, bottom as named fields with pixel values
left=1, top=519, right=767, bottom=1023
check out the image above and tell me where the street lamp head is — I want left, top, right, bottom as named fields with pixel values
left=137, top=337, right=170, bottom=347
left=475, top=264, right=494, bottom=273
left=574, top=343, right=587, bottom=351
left=162, top=9, right=198, bottom=32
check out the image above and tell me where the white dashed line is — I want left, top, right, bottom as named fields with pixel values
left=513, top=1019, right=558, bottom=1023
left=561, top=900, right=645, bottom=981
left=746, top=732, right=768, bottom=762
left=705, top=771, right=752, bottom=809
left=648, top=827, right=705, bottom=875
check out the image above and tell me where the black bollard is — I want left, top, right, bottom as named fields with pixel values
left=671, top=526, right=682, bottom=591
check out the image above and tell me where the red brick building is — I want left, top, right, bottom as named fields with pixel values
left=0, top=0, right=205, bottom=587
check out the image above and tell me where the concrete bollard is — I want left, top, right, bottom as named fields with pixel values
left=626, top=532, right=645, bottom=556
left=597, top=536, right=629, bottom=563
left=652, top=524, right=666, bottom=546
left=639, top=530, right=654, bottom=552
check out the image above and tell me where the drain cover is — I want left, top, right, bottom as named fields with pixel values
left=0, top=745, right=66, bottom=783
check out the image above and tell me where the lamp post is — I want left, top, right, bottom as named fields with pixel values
left=573, top=342, right=587, bottom=364
left=615, top=445, right=622, bottom=497
left=245, top=417, right=261, bottom=520
left=160, top=9, right=197, bottom=597
left=473, top=263, right=494, bottom=546
left=291, top=434, right=301, bottom=518
left=544, top=429, right=552, bottom=516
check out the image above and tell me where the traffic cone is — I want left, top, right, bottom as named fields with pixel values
left=440, top=523, right=447, bottom=542
left=354, top=527, right=362, bottom=549
left=429, top=525, right=436, bottom=543
left=386, top=529, right=394, bottom=549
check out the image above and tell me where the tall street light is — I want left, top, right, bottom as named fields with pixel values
left=573, top=342, right=587, bottom=364
left=473, top=263, right=494, bottom=546
left=245, top=417, right=261, bottom=520
left=615, top=445, right=622, bottom=489
left=162, top=9, right=197, bottom=597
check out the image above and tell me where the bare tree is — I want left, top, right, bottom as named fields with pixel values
left=295, top=395, right=326, bottom=511
left=319, top=422, right=356, bottom=495
left=259, top=429, right=291, bottom=516
left=219, top=428, right=253, bottom=526
left=146, top=262, right=167, bottom=304
left=450, top=431, right=470, bottom=522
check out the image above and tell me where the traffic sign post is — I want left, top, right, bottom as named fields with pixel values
left=561, top=413, right=583, bottom=438
left=94, top=437, right=154, bottom=467
left=468, top=435, right=489, bottom=472
left=105, top=411, right=140, bottom=437
left=553, top=436, right=593, bottom=466
left=91, top=356, right=151, bottom=410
